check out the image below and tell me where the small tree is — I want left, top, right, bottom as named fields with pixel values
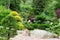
left=1, top=15, right=17, bottom=40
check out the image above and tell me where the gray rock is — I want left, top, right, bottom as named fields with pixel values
left=30, top=29, right=58, bottom=39
left=17, top=29, right=30, bottom=36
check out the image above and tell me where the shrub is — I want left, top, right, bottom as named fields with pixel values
left=14, top=16, right=22, bottom=22
left=10, top=11, right=19, bottom=16
left=10, top=11, right=25, bottom=30
left=10, top=11, right=22, bottom=22
left=53, top=23, right=60, bottom=36
left=24, top=22, right=34, bottom=30
left=35, top=13, right=48, bottom=21
left=17, top=22, right=25, bottom=30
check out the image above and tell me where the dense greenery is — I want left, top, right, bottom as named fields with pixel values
left=0, top=0, right=60, bottom=40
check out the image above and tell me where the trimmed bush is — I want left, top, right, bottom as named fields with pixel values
left=17, top=22, right=24, bottom=30
left=10, top=11, right=19, bottom=16
left=10, top=11, right=25, bottom=30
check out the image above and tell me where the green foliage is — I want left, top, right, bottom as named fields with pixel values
left=10, top=11, right=25, bottom=30
left=46, top=23, right=60, bottom=36
left=20, top=0, right=33, bottom=13
left=45, top=0, right=57, bottom=18
left=20, top=0, right=33, bottom=21
left=0, top=6, right=10, bottom=40
left=0, top=0, right=60, bottom=37
left=24, top=21, right=34, bottom=30
left=0, top=0, right=21, bottom=11
left=55, top=23, right=60, bottom=35
left=17, top=22, right=25, bottom=30
left=0, top=6, right=10, bottom=25
left=0, top=26, right=7, bottom=40
left=10, top=0, right=21, bottom=11
left=32, top=23, right=52, bottom=30
left=1, top=15, right=17, bottom=40
left=0, top=0, right=8, bottom=7
left=55, top=0, right=60, bottom=9
left=35, top=13, right=49, bottom=21
left=28, top=0, right=59, bottom=35
left=33, top=0, right=46, bottom=15
left=10, top=11, right=22, bottom=22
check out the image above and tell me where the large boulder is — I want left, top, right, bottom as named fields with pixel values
left=30, top=29, right=58, bottom=39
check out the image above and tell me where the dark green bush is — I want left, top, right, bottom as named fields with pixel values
left=31, top=21, right=52, bottom=30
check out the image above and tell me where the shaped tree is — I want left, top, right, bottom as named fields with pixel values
left=1, top=15, right=17, bottom=40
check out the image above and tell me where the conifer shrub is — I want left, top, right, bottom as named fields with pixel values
left=10, top=11, right=25, bottom=30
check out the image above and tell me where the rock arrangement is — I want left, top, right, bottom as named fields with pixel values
left=10, top=29, right=59, bottom=40
left=17, top=29, right=30, bottom=36
left=17, top=29, right=58, bottom=38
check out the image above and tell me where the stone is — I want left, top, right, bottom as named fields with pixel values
left=17, top=29, right=30, bottom=36
left=30, top=29, right=58, bottom=39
